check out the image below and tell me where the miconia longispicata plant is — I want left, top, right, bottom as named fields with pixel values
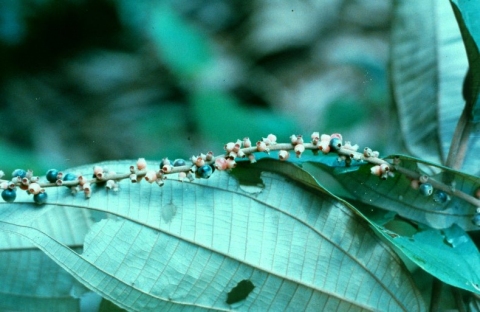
left=1, top=1, right=480, bottom=311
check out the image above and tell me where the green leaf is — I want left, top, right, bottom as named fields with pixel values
left=307, top=155, right=480, bottom=231
left=242, top=160, right=480, bottom=295
left=0, top=248, right=84, bottom=312
left=0, top=160, right=425, bottom=311
left=390, top=0, right=468, bottom=165
left=0, top=206, right=92, bottom=311
left=191, top=90, right=297, bottom=148
left=377, top=224, right=480, bottom=294
left=0, top=201, right=93, bottom=250
left=450, top=0, right=480, bottom=122
left=149, top=4, right=211, bottom=78
left=117, top=1, right=212, bottom=78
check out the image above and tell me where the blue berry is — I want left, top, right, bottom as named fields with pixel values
left=46, top=169, right=59, bottom=183
left=419, top=183, right=433, bottom=196
left=63, top=173, right=77, bottom=188
left=34, top=192, right=48, bottom=205
left=63, top=173, right=77, bottom=182
left=12, top=169, right=27, bottom=179
left=433, top=190, right=449, bottom=203
left=472, top=213, right=480, bottom=227
left=173, top=159, right=186, bottom=167
left=329, top=138, right=342, bottom=151
left=196, top=165, right=213, bottom=179
left=2, top=189, right=16, bottom=202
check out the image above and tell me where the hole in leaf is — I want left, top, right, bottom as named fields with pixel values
left=226, top=279, right=255, bottom=305
left=230, top=164, right=264, bottom=194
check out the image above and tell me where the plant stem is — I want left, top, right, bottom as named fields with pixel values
left=1, top=138, right=479, bottom=208
left=429, top=278, right=442, bottom=312
left=446, top=106, right=472, bottom=170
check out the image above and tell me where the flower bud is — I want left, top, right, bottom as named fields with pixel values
left=256, top=141, right=268, bottom=152
left=330, top=133, right=343, bottom=141
left=205, top=151, right=214, bottom=161
left=243, top=137, right=252, bottom=148
left=319, top=141, right=330, bottom=154
left=279, top=150, right=290, bottom=161
left=294, top=144, right=305, bottom=157
left=380, top=164, right=390, bottom=173
left=215, top=157, right=228, bottom=170
left=267, top=134, right=277, bottom=144
left=320, top=134, right=331, bottom=142
left=93, top=166, right=104, bottom=179
left=162, top=165, right=173, bottom=173
left=145, top=170, right=158, bottom=183
left=195, top=157, right=205, bottom=167
left=178, top=172, right=187, bottom=181
left=28, top=182, right=42, bottom=195
left=106, top=180, right=116, bottom=190
left=83, top=183, right=92, bottom=198
left=224, top=142, right=235, bottom=152
left=226, top=159, right=237, bottom=169
left=290, top=134, right=297, bottom=144
left=137, top=158, right=147, bottom=170
left=130, top=174, right=137, bottom=183
left=370, top=165, right=382, bottom=176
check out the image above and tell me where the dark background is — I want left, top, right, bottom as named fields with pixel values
left=0, top=0, right=393, bottom=175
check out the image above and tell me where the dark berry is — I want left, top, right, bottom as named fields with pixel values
left=433, top=190, right=449, bottom=203
left=33, top=192, right=48, bottom=205
left=46, top=169, right=59, bottom=183
left=419, top=183, right=433, bottom=196
left=2, top=189, right=16, bottom=202
left=12, top=169, right=27, bottom=179
left=63, top=173, right=77, bottom=181
left=173, top=159, right=186, bottom=167
left=196, top=165, right=213, bottom=179
left=329, top=138, right=342, bottom=151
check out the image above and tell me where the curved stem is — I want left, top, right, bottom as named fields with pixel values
left=1, top=138, right=479, bottom=208
left=446, top=105, right=472, bottom=170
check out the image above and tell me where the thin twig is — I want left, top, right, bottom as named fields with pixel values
left=446, top=106, right=472, bottom=170
left=1, top=135, right=479, bottom=208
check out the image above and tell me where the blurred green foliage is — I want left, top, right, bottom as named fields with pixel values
left=0, top=0, right=391, bottom=177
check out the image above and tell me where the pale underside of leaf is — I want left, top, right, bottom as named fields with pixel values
left=0, top=160, right=426, bottom=311
left=0, top=200, right=96, bottom=311
left=0, top=247, right=84, bottom=312
left=390, top=0, right=468, bottom=167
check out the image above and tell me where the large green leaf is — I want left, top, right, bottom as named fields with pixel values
left=0, top=248, right=85, bottom=312
left=390, top=0, right=468, bottom=166
left=307, top=155, right=480, bottom=231
left=0, top=160, right=425, bottom=311
left=378, top=224, right=480, bottom=294
left=256, top=159, right=480, bottom=295
left=0, top=207, right=93, bottom=311
left=450, top=0, right=480, bottom=122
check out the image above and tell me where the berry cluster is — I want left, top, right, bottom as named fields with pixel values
left=0, top=168, right=47, bottom=205
left=1, top=132, right=369, bottom=205
left=0, top=131, right=479, bottom=227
